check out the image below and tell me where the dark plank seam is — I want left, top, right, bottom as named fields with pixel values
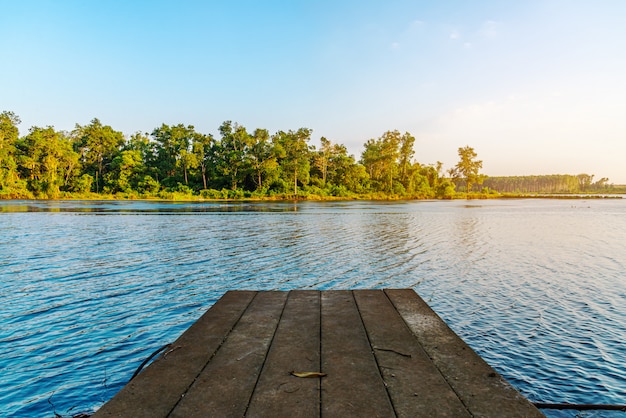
left=166, top=291, right=258, bottom=417
left=384, top=289, right=474, bottom=417
left=317, top=290, right=323, bottom=418
left=242, top=290, right=291, bottom=416
left=353, top=290, right=398, bottom=417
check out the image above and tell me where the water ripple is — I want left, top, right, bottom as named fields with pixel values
left=1, top=199, right=626, bottom=417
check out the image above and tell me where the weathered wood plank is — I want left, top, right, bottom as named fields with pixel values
left=169, top=291, right=287, bottom=418
left=95, top=289, right=543, bottom=417
left=385, top=289, right=544, bottom=418
left=354, top=289, right=471, bottom=417
left=246, top=290, right=321, bottom=418
left=320, top=290, right=394, bottom=417
left=93, top=290, right=256, bottom=418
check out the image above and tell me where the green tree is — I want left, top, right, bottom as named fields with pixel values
left=216, top=121, right=253, bottom=190
left=453, top=146, right=483, bottom=196
left=248, top=128, right=279, bottom=191
left=104, top=149, right=145, bottom=193
left=72, top=118, right=125, bottom=193
left=125, top=132, right=157, bottom=166
left=398, top=132, right=415, bottom=187
left=179, top=148, right=198, bottom=186
left=71, top=174, right=94, bottom=194
left=360, top=130, right=403, bottom=193
left=311, top=138, right=363, bottom=192
left=17, top=126, right=79, bottom=198
left=124, top=132, right=159, bottom=190
left=309, top=140, right=368, bottom=194
left=402, top=162, right=431, bottom=196
left=420, top=163, right=441, bottom=191
left=151, top=124, right=198, bottom=187
left=0, top=111, right=25, bottom=195
left=313, top=137, right=333, bottom=186
left=361, top=137, right=383, bottom=189
left=329, top=152, right=369, bottom=194
left=577, top=174, right=594, bottom=192
left=436, top=178, right=456, bottom=199
left=191, top=132, right=215, bottom=190
left=273, top=128, right=312, bottom=196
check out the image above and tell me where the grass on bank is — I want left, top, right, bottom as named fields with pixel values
left=1, top=186, right=623, bottom=202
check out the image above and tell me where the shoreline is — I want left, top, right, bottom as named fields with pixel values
left=0, top=193, right=623, bottom=203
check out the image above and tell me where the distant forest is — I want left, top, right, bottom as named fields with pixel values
left=483, top=174, right=617, bottom=194
left=0, top=111, right=621, bottom=200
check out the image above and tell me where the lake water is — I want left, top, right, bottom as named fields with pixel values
left=1, top=199, right=625, bottom=417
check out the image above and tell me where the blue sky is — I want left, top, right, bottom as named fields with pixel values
left=2, top=0, right=626, bottom=182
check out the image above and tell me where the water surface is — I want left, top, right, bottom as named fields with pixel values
left=1, top=199, right=625, bottom=417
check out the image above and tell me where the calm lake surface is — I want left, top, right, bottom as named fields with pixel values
left=1, top=199, right=625, bottom=417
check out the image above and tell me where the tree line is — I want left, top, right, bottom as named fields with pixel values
left=482, top=174, right=614, bottom=194
left=1, top=110, right=615, bottom=200
left=1, top=111, right=477, bottom=200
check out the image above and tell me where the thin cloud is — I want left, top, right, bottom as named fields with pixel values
left=411, top=19, right=425, bottom=28
left=479, top=20, right=500, bottom=38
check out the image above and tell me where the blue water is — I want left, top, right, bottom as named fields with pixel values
left=1, top=199, right=625, bottom=417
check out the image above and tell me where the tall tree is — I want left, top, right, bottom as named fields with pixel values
left=0, top=111, right=23, bottom=194
left=125, top=132, right=157, bottom=168
left=398, top=132, right=415, bottom=187
left=361, top=137, right=383, bottom=185
left=360, top=130, right=401, bottom=192
left=72, top=118, right=124, bottom=193
left=248, top=128, right=279, bottom=191
left=577, top=173, right=594, bottom=192
left=191, top=132, right=215, bottom=190
left=17, top=126, right=79, bottom=197
left=151, top=124, right=197, bottom=186
left=314, top=137, right=333, bottom=185
left=104, top=149, right=144, bottom=193
left=123, top=132, right=160, bottom=192
left=328, top=150, right=369, bottom=194
left=379, top=131, right=401, bottom=192
left=453, top=145, right=483, bottom=196
left=273, top=128, right=312, bottom=196
left=216, top=121, right=252, bottom=190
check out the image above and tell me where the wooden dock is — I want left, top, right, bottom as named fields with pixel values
left=93, top=289, right=544, bottom=417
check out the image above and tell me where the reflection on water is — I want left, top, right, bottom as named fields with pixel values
left=1, top=199, right=625, bottom=417
left=0, top=200, right=303, bottom=213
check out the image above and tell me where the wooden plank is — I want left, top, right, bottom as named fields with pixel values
left=169, top=291, right=287, bottom=418
left=95, top=289, right=543, bottom=417
left=93, top=290, right=256, bottom=418
left=246, top=290, right=321, bottom=418
left=320, top=290, right=394, bottom=417
left=386, top=289, right=544, bottom=418
left=354, top=289, right=471, bottom=417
